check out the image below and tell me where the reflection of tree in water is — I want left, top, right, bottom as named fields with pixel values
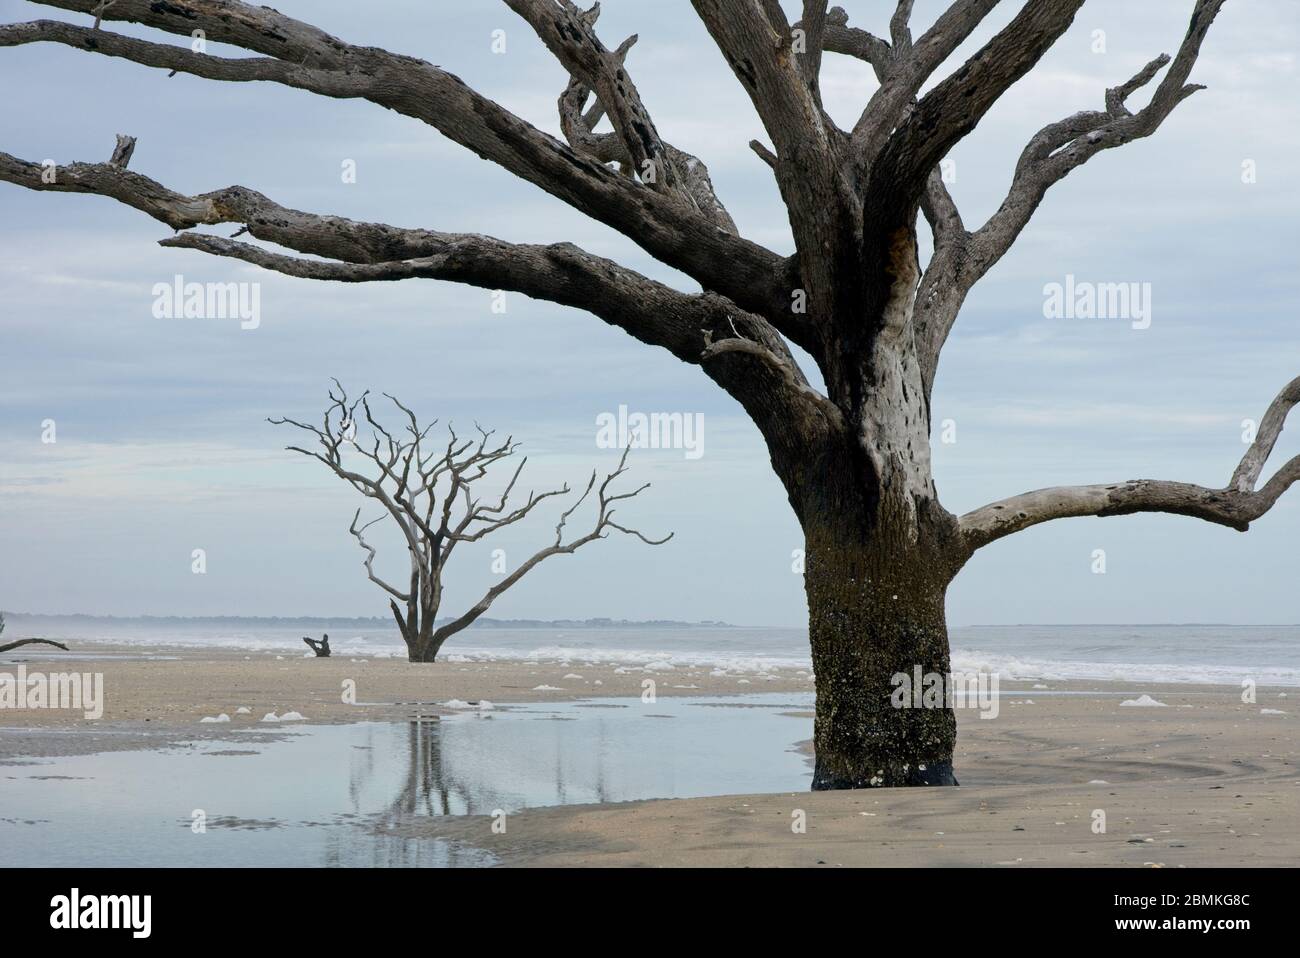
left=339, top=716, right=476, bottom=821
left=592, top=717, right=611, bottom=806
left=320, top=718, right=494, bottom=867
left=321, top=709, right=633, bottom=865
left=346, top=724, right=377, bottom=811
left=320, top=819, right=493, bottom=868
left=390, top=717, right=465, bottom=818
left=390, top=713, right=620, bottom=817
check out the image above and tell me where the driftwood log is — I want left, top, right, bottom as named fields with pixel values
left=302, top=634, right=331, bottom=658
left=0, top=614, right=70, bottom=653
left=0, top=638, right=70, bottom=654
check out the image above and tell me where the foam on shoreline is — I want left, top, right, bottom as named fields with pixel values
left=6, top=627, right=1300, bottom=687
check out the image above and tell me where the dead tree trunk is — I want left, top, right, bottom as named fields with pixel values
left=805, top=534, right=958, bottom=787
left=798, top=469, right=962, bottom=787
left=393, top=612, right=440, bottom=665
left=768, top=236, right=966, bottom=786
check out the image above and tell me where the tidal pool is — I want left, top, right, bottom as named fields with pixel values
left=1, top=693, right=814, bottom=867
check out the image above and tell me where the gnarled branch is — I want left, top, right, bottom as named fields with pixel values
left=689, top=0, right=850, bottom=336
left=0, top=144, right=775, bottom=373
left=848, top=0, right=1001, bottom=166
left=1, top=1, right=790, bottom=323
left=869, top=0, right=1084, bottom=225
left=432, top=446, right=671, bottom=646
left=964, top=0, right=1225, bottom=285
left=541, top=4, right=740, bottom=236
left=960, top=375, right=1300, bottom=553
left=915, top=0, right=1226, bottom=397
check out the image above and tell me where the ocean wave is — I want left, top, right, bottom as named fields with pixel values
left=950, top=649, right=1300, bottom=687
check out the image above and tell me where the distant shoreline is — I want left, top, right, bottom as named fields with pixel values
left=5, top=613, right=1296, bottom=629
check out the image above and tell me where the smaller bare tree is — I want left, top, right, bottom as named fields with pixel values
left=271, top=383, right=671, bottom=662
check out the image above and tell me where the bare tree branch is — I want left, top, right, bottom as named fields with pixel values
left=108, top=132, right=135, bottom=168
left=849, top=0, right=1002, bottom=165
left=797, top=0, right=829, bottom=105
left=0, top=144, right=799, bottom=379
left=0, top=610, right=69, bottom=652
left=1232, top=376, right=1300, bottom=492
left=539, top=4, right=739, bottom=234
left=432, top=446, right=671, bottom=646
left=689, top=0, right=852, bottom=325
left=152, top=229, right=833, bottom=454
left=960, top=375, right=1300, bottom=553
left=889, top=0, right=917, bottom=53
left=964, top=0, right=1226, bottom=283
left=506, top=3, right=682, bottom=201
left=915, top=0, right=1226, bottom=397
left=691, top=0, right=833, bottom=164
left=869, top=0, right=1085, bottom=222
left=349, top=510, right=412, bottom=602
left=819, top=5, right=891, bottom=73
left=1, top=1, right=790, bottom=322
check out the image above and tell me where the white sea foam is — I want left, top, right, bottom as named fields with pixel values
left=949, top=649, right=1300, bottom=688
left=1120, top=694, right=1167, bottom=707
left=11, top=621, right=1300, bottom=688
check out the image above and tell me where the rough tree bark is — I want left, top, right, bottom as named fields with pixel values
left=271, top=384, right=669, bottom=663
left=2, top=0, right=1293, bottom=786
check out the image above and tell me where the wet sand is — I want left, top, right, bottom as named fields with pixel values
left=424, top=687, right=1299, bottom=867
left=0, top=644, right=805, bottom=716
left=0, top=645, right=810, bottom=759
left=2, top=645, right=1296, bottom=866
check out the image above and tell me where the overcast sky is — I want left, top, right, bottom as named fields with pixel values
left=1, top=0, right=1297, bottom=626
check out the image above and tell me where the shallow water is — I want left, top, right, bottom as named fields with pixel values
left=1, top=694, right=814, bottom=867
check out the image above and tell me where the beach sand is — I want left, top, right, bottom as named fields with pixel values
left=429, top=693, right=1299, bottom=867
left=2, top=645, right=1296, bottom=866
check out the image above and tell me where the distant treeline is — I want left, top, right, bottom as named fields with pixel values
left=2, top=613, right=737, bottom=630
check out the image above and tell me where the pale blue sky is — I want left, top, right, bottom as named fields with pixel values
left=0, top=0, right=1297, bottom=626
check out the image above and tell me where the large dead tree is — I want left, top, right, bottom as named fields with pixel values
left=271, top=384, right=669, bottom=663
left=2, top=0, right=1293, bottom=787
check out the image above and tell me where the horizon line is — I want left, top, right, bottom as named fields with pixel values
left=3, top=611, right=1298, bottom=629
